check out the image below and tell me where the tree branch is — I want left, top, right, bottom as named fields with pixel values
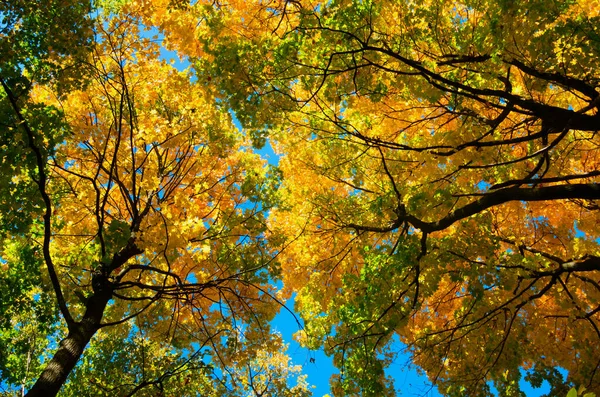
left=0, top=78, right=75, bottom=328
left=348, top=183, right=600, bottom=234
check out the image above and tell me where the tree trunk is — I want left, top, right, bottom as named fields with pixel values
left=25, top=290, right=111, bottom=397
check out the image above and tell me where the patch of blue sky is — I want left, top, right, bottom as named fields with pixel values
left=477, top=180, right=491, bottom=192
left=186, top=272, right=198, bottom=284
left=526, top=215, right=550, bottom=230
left=520, top=367, right=568, bottom=396
left=255, top=139, right=280, bottom=166
left=573, top=220, right=586, bottom=238
left=269, top=289, right=451, bottom=397
left=382, top=334, right=441, bottom=396
left=270, top=292, right=336, bottom=397
left=234, top=234, right=252, bottom=247
left=145, top=26, right=191, bottom=72
left=451, top=6, right=468, bottom=26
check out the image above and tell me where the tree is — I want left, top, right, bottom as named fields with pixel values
left=1, top=8, right=308, bottom=397
left=135, top=0, right=600, bottom=395
left=5, top=0, right=600, bottom=396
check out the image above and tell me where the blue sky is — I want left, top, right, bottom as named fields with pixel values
left=270, top=296, right=443, bottom=397
left=269, top=286, right=557, bottom=397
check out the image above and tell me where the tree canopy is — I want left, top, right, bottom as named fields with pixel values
left=1, top=0, right=600, bottom=396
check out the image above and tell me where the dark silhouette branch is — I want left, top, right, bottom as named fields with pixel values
left=348, top=183, right=600, bottom=234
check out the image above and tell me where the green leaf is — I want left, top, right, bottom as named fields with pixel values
left=567, top=388, right=578, bottom=397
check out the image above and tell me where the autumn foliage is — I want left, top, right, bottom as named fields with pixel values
left=2, top=0, right=600, bottom=396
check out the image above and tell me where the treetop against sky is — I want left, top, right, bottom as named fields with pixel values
left=1, top=0, right=600, bottom=396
